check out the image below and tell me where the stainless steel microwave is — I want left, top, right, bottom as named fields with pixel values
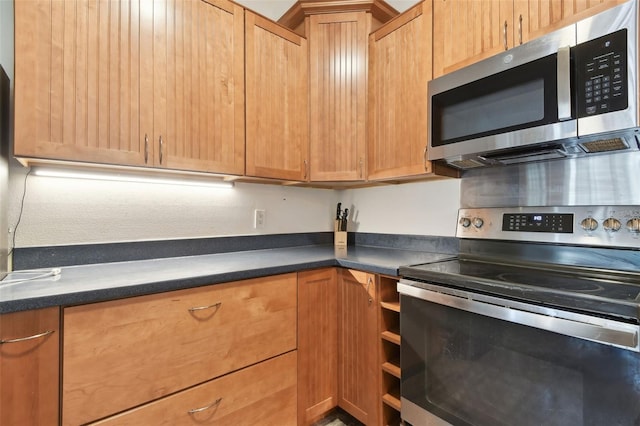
left=428, top=0, right=639, bottom=170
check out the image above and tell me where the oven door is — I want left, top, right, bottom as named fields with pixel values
left=398, top=280, right=640, bottom=426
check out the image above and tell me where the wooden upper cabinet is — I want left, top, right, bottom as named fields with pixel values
left=337, top=269, right=378, bottom=425
left=309, top=12, right=369, bottom=182
left=434, top=0, right=627, bottom=78
left=433, top=0, right=514, bottom=78
left=15, top=0, right=147, bottom=166
left=368, top=2, right=433, bottom=181
left=515, top=0, right=627, bottom=44
left=0, top=307, right=60, bottom=426
left=152, top=0, right=245, bottom=175
left=245, top=11, right=309, bottom=181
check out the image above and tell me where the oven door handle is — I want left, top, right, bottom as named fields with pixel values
left=398, top=281, right=640, bottom=352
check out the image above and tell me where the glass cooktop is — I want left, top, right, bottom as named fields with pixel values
left=400, top=258, right=640, bottom=322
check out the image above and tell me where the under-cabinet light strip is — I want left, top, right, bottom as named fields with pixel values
left=32, top=167, right=235, bottom=189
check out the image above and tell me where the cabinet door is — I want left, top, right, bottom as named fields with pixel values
left=245, top=11, right=309, bottom=181
left=63, top=274, right=297, bottom=425
left=338, top=269, right=378, bottom=425
left=15, top=0, right=148, bottom=166
left=368, top=2, right=433, bottom=181
left=514, top=0, right=626, bottom=45
left=0, top=307, right=59, bottom=426
left=154, top=0, right=245, bottom=174
left=433, top=0, right=514, bottom=78
left=298, top=269, right=338, bottom=425
left=309, top=12, right=369, bottom=181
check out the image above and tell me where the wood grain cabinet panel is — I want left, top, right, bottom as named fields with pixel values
left=0, top=307, right=59, bottom=426
left=368, top=2, right=433, bottom=181
left=62, top=274, right=297, bottom=425
left=92, top=351, right=297, bottom=426
left=154, top=0, right=245, bottom=174
left=434, top=0, right=625, bottom=79
left=309, top=12, right=369, bottom=182
left=245, top=11, right=309, bottom=181
left=338, top=269, right=378, bottom=425
left=298, top=268, right=338, bottom=425
left=15, top=0, right=147, bottom=166
left=514, top=0, right=626, bottom=44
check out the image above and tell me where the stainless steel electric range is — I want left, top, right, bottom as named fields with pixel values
left=399, top=206, right=640, bottom=426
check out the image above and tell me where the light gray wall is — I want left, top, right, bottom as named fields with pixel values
left=235, top=0, right=420, bottom=20
left=0, top=0, right=13, bottom=275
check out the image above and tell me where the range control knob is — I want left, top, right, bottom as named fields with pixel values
left=459, top=217, right=471, bottom=228
left=580, top=217, right=598, bottom=232
left=626, top=218, right=640, bottom=233
left=603, top=217, right=621, bottom=232
left=472, top=217, right=484, bottom=229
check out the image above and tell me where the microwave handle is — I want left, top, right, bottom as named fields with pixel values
left=557, top=46, right=572, bottom=121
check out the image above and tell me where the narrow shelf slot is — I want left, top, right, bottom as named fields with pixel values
left=382, top=392, right=401, bottom=411
left=381, top=301, right=400, bottom=312
left=382, top=361, right=401, bottom=378
left=381, top=330, right=401, bottom=345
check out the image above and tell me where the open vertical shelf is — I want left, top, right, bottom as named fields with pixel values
left=378, top=275, right=401, bottom=426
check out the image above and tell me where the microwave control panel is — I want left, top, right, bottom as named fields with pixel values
left=574, top=29, right=628, bottom=118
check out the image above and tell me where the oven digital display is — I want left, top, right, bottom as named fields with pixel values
left=502, top=213, right=573, bottom=233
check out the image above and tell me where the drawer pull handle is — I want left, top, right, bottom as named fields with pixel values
left=366, top=277, right=373, bottom=305
left=188, top=397, right=222, bottom=415
left=188, top=302, right=222, bottom=312
left=0, top=330, right=54, bottom=344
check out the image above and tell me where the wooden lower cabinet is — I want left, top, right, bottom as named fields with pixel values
left=338, top=269, right=379, bottom=425
left=0, top=307, right=60, bottom=426
left=298, top=268, right=339, bottom=425
left=63, top=274, right=297, bottom=425
left=92, top=351, right=297, bottom=425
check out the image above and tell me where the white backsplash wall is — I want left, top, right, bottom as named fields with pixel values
left=8, top=170, right=338, bottom=247
left=7, top=170, right=461, bottom=248
left=340, top=179, right=462, bottom=236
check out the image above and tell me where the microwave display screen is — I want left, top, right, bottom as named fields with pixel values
left=431, top=54, right=560, bottom=147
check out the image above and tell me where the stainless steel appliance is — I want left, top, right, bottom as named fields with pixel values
left=399, top=206, right=640, bottom=426
left=428, top=1, right=639, bottom=170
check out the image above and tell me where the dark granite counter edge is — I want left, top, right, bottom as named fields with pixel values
left=13, top=232, right=459, bottom=270
left=2, top=259, right=340, bottom=313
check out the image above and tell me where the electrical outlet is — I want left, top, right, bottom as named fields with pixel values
left=254, top=209, right=266, bottom=229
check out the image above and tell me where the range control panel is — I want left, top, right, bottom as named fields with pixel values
left=457, top=206, right=640, bottom=248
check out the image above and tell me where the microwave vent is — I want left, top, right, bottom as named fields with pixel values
left=448, top=159, right=486, bottom=169
left=580, top=138, right=628, bottom=153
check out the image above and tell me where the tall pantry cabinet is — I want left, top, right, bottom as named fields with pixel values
left=15, top=0, right=245, bottom=175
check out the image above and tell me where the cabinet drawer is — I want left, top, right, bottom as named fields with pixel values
left=63, top=274, right=297, bottom=425
left=92, top=351, right=297, bottom=426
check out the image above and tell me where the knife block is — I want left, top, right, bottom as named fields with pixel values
left=334, top=231, right=347, bottom=247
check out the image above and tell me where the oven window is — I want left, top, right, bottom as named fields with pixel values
left=431, top=54, right=560, bottom=147
left=401, top=294, right=640, bottom=426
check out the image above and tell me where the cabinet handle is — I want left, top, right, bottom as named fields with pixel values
left=303, top=159, right=308, bottom=180
left=159, top=136, right=164, bottom=165
left=359, top=158, right=364, bottom=179
left=518, top=15, right=523, bottom=45
left=366, top=277, right=373, bottom=305
left=0, top=330, right=54, bottom=344
left=503, top=20, right=508, bottom=50
left=144, top=134, right=149, bottom=164
left=188, top=397, right=222, bottom=415
left=423, top=145, right=429, bottom=171
left=188, top=302, right=222, bottom=312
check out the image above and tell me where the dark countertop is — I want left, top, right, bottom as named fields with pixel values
left=0, top=244, right=455, bottom=313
